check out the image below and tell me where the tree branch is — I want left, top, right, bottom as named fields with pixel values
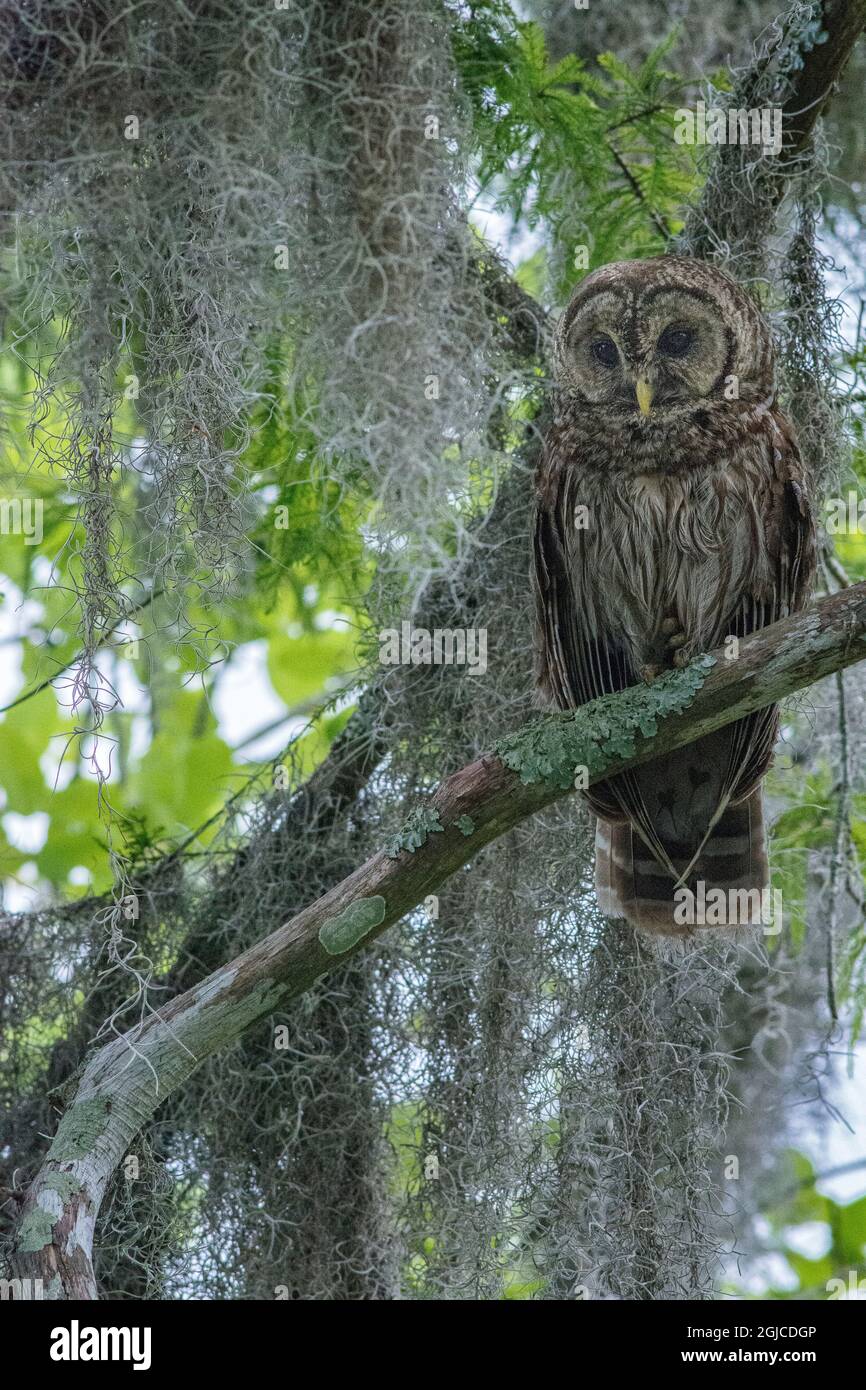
left=681, top=0, right=866, bottom=262
left=779, top=0, right=866, bottom=156
left=8, top=581, right=866, bottom=1298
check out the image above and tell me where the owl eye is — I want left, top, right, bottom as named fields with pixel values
left=658, top=326, right=693, bottom=357
left=590, top=335, right=618, bottom=368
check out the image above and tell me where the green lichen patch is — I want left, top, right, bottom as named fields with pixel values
left=49, top=1096, right=111, bottom=1161
left=319, top=896, right=387, bottom=955
left=456, top=815, right=476, bottom=837
left=18, top=1206, right=56, bottom=1253
left=385, top=807, right=445, bottom=858
left=43, top=1171, right=83, bottom=1203
left=16, top=1171, right=84, bottom=1253
left=496, top=656, right=716, bottom=790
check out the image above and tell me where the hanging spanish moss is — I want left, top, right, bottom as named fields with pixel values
left=1, top=0, right=862, bottom=1303
left=0, top=0, right=505, bottom=708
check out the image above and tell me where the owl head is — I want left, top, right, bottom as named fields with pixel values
left=553, top=256, right=775, bottom=426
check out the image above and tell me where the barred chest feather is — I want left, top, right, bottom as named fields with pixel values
left=564, top=440, right=774, bottom=665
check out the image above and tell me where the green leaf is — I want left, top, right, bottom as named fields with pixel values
left=127, top=691, right=233, bottom=837
left=266, top=629, right=355, bottom=707
left=0, top=688, right=62, bottom=814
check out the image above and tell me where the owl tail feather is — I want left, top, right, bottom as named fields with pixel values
left=595, top=790, right=770, bottom=937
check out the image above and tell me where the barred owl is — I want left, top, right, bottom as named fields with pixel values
left=533, top=256, right=816, bottom=935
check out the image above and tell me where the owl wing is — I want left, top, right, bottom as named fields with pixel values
left=533, top=462, right=635, bottom=710
left=718, top=410, right=816, bottom=805
left=533, top=444, right=672, bottom=853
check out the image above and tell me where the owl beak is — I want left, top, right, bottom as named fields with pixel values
left=636, top=377, right=654, bottom=416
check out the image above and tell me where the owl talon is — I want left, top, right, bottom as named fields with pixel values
left=672, top=648, right=692, bottom=669
left=640, top=663, right=662, bottom=684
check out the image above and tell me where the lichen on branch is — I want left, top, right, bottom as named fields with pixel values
left=496, top=655, right=717, bottom=789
